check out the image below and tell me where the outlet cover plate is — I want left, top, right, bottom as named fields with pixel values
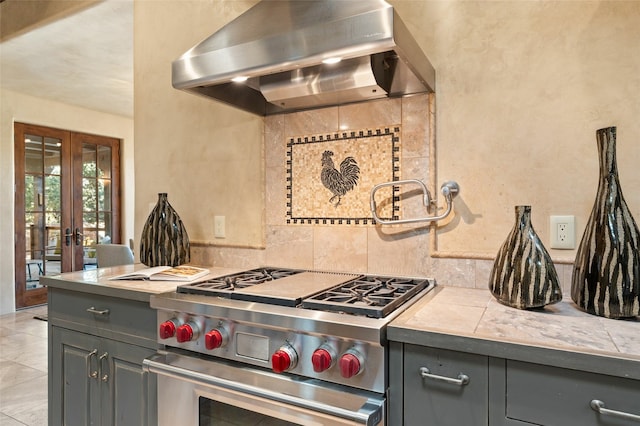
left=550, top=215, right=575, bottom=249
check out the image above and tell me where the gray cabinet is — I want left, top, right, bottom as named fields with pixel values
left=390, top=343, right=489, bottom=426
left=48, top=287, right=158, bottom=426
left=389, top=342, right=640, bottom=426
left=490, top=358, right=640, bottom=426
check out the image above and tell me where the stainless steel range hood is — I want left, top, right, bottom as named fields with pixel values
left=172, top=0, right=435, bottom=116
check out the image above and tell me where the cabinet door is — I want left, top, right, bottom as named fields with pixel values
left=403, top=345, right=489, bottom=426
left=491, top=359, right=640, bottom=426
left=50, top=327, right=157, bottom=426
left=50, top=327, right=101, bottom=426
left=101, top=339, right=157, bottom=426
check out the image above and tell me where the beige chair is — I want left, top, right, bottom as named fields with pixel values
left=96, top=244, right=134, bottom=268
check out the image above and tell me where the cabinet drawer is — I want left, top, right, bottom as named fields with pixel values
left=49, top=288, right=157, bottom=345
left=403, top=344, right=489, bottom=426
left=505, top=360, right=640, bottom=425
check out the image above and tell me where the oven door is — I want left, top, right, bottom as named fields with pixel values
left=143, top=351, right=385, bottom=426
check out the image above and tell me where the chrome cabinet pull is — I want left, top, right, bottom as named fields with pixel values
left=86, top=349, right=98, bottom=379
left=590, top=400, right=640, bottom=422
left=86, top=307, right=110, bottom=316
left=420, top=367, right=470, bottom=386
left=99, top=352, right=109, bottom=382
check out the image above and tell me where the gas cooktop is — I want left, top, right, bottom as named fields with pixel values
left=176, top=267, right=432, bottom=318
left=152, top=267, right=436, bottom=394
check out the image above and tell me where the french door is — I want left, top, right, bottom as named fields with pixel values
left=14, top=123, right=121, bottom=308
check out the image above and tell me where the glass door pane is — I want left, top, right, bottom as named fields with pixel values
left=44, top=138, right=63, bottom=278
left=15, top=123, right=71, bottom=308
left=23, top=134, right=65, bottom=289
left=73, top=133, right=119, bottom=270
left=82, top=143, right=99, bottom=268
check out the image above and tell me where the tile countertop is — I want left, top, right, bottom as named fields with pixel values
left=42, top=264, right=243, bottom=302
left=388, top=286, right=640, bottom=380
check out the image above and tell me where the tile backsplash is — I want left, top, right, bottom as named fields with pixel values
left=287, top=127, right=400, bottom=225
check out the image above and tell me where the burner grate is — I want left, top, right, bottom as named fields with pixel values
left=301, top=276, right=432, bottom=318
left=176, top=268, right=432, bottom=318
left=177, top=267, right=303, bottom=297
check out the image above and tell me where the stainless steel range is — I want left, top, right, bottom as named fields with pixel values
left=143, top=267, right=435, bottom=425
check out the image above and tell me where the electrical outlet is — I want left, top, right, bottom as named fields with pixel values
left=550, top=215, right=575, bottom=249
left=214, top=216, right=225, bottom=239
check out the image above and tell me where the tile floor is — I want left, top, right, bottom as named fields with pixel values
left=0, top=305, right=48, bottom=426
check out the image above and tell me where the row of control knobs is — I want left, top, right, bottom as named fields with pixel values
left=159, top=319, right=364, bottom=378
left=159, top=319, right=229, bottom=350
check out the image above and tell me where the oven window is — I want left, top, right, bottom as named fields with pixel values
left=199, top=397, right=300, bottom=425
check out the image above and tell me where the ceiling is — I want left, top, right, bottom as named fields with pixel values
left=0, top=1, right=133, bottom=118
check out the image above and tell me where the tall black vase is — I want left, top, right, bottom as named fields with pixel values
left=489, top=205, right=562, bottom=309
left=571, top=127, right=640, bottom=318
left=140, top=193, right=190, bottom=267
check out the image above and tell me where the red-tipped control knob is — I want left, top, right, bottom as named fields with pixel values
left=271, top=345, right=297, bottom=373
left=159, top=320, right=178, bottom=339
left=311, top=349, right=333, bottom=373
left=205, top=329, right=226, bottom=350
left=339, top=352, right=363, bottom=378
left=176, top=323, right=198, bottom=343
left=272, top=350, right=291, bottom=373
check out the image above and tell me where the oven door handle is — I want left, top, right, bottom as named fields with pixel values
left=143, top=354, right=383, bottom=426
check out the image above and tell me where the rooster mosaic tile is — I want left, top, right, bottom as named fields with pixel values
left=287, top=127, right=401, bottom=225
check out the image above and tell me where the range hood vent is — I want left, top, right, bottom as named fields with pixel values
left=172, top=0, right=435, bottom=116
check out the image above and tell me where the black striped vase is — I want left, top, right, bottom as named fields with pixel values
left=489, top=206, right=562, bottom=309
left=571, top=127, right=640, bottom=319
left=139, top=193, right=190, bottom=267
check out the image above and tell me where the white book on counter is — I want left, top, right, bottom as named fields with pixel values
left=109, top=265, right=209, bottom=282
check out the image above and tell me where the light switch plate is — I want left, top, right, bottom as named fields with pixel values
left=214, top=215, right=225, bottom=239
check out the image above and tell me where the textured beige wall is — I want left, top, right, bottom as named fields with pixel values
left=393, top=0, right=640, bottom=261
left=139, top=1, right=639, bottom=291
left=0, top=89, right=134, bottom=314
left=133, top=0, right=264, bottom=251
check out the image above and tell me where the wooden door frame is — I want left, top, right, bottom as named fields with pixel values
left=14, top=122, right=122, bottom=308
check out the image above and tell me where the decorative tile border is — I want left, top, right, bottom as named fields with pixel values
left=286, top=127, right=401, bottom=225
